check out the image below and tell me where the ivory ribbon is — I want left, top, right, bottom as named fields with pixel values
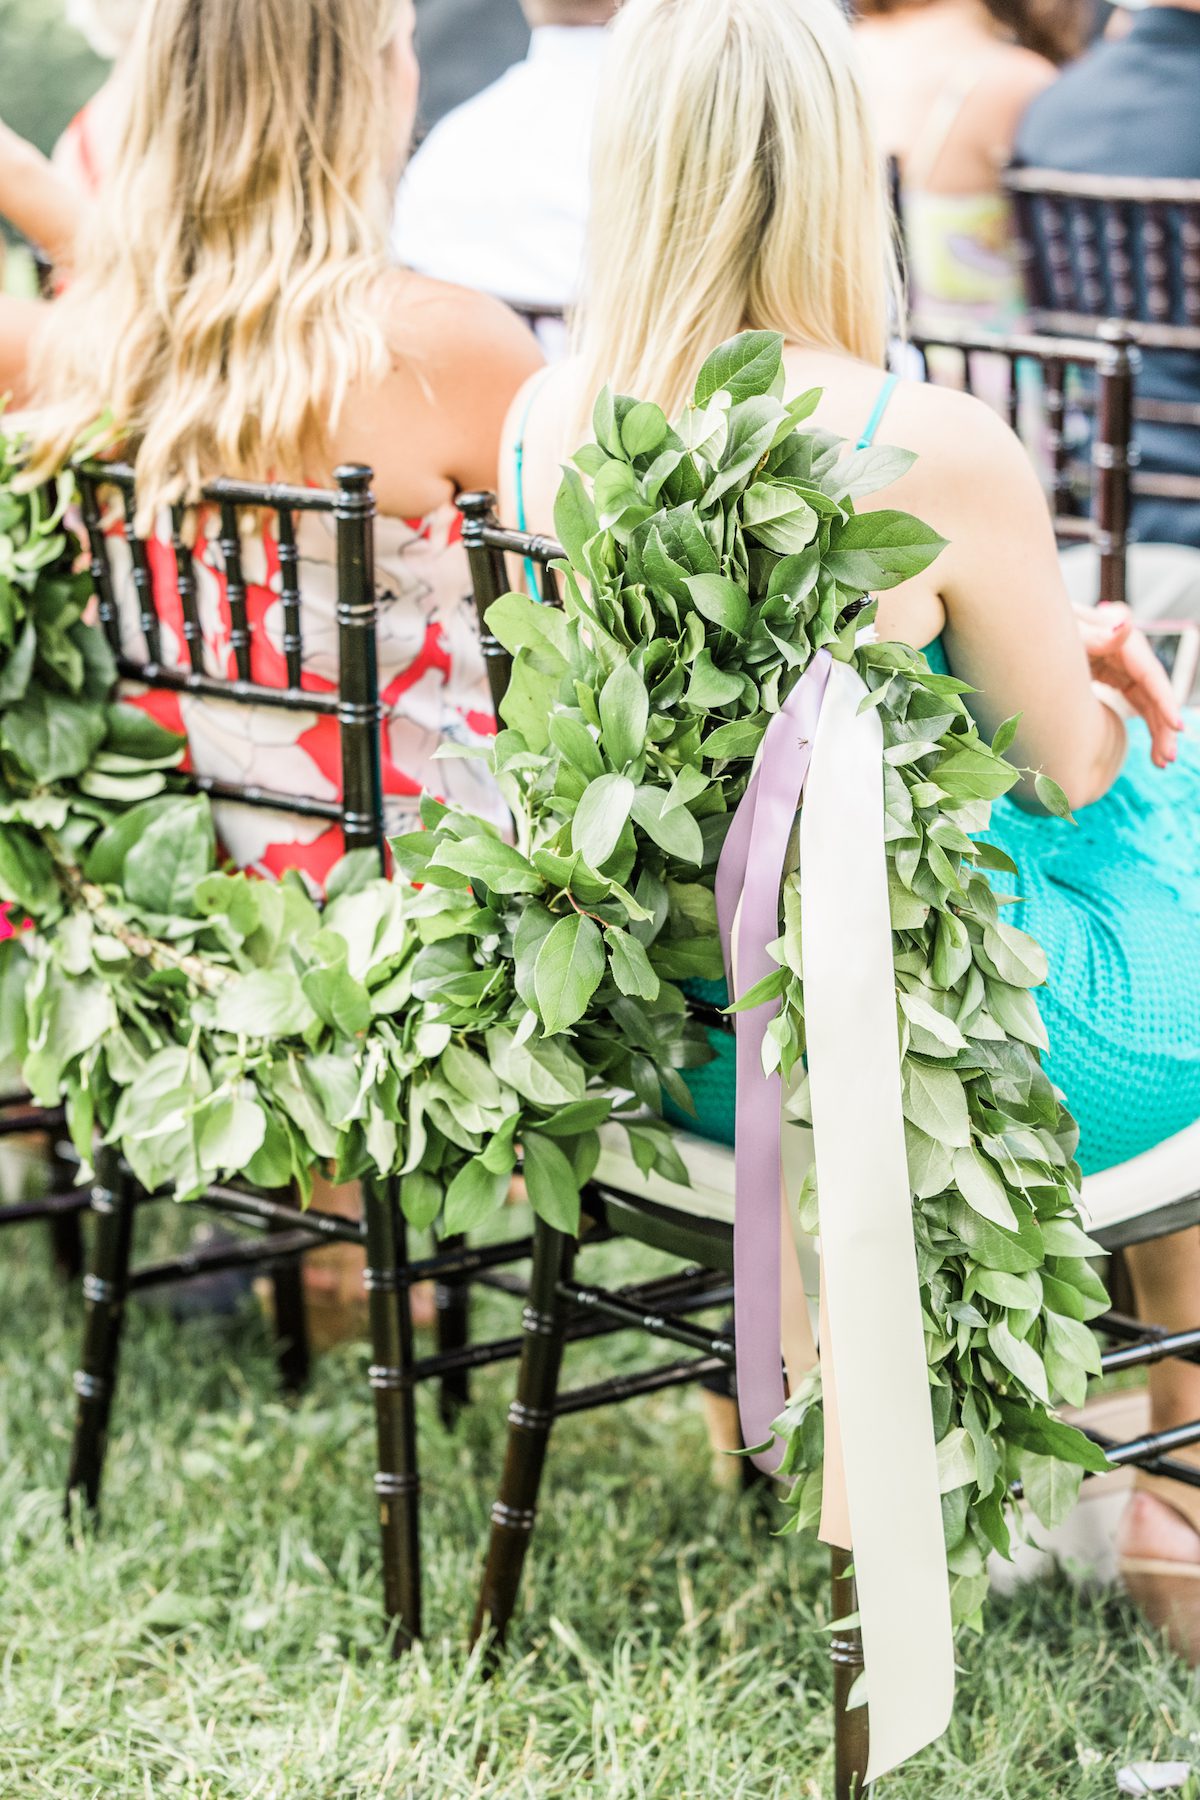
left=716, top=653, right=955, bottom=1783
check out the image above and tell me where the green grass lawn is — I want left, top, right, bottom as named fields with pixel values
left=2, top=1220, right=1199, bottom=1799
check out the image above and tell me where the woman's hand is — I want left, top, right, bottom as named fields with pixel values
left=1076, top=603, right=1183, bottom=770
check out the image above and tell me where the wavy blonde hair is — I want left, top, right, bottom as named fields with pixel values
left=29, top=0, right=400, bottom=520
left=573, top=0, right=899, bottom=422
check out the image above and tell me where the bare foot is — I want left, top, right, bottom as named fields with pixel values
left=1118, top=1491, right=1200, bottom=1566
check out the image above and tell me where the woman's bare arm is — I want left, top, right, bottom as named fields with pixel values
left=0, top=120, right=82, bottom=269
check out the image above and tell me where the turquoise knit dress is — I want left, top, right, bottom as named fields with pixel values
left=665, top=387, right=1200, bottom=1177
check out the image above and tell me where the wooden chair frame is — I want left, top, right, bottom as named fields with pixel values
left=1004, top=167, right=1200, bottom=513
left=61, top=460, right=547, bottom=1649
left=459, top=483, right=1200, bottom=1798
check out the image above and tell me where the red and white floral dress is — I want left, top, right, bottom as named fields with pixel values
left=108, top=502, right=505, bottom=885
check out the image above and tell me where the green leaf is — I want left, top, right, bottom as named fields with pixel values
left=621, top=401, right=669, bottom=458
left=215, top=969, right=318, bottom=1039
left=683, top=573, right=750, bottom=638
left=432, top=836, right=544, bottom=895
left=0, top=618, right=36, bottom=705
left=1021, top=1451, right=1083, bottom=1531
left=902, top=1061, right=970, bottom=1148
left=995, top=1398, right=1111, bottom=1473
left=607, top=927, right=660, bottom=1000
left=122, top=797, right=215, bottom=916
left=522, top=1130, right=582, bottom=1234
left=741, top=483, right=818, bottom=554
left=630, top=785, right=704, bottom=864
left=828, top=444, right=917, bottom=502
left=952, top=1145, right=1018, bottom=1230
left=987, top=1318, right=1050, bottom=1402
left=598, top=661, right=650, bottom=769
left=982, top=921, right=1048, bottom=990
left=991, top=714, right=1020, bottom=758
left=692, top=331, right=784, bottom=408
left=443, top=1158, right=510, bottom=1233
left=825, top=510, right=947, bottom=592
left=1034, top=771, right=1074, bottom=822
left=686, top=649, right=746, bottom=709
left=553, top=468, right=600, bottom=570
left=4, top=688, right=107, bottom=781
left=485, top=591, right=569, bottom=662
left=571, top=773, right=635, bottom=869
left=198, top=1096, right=267, bottom=1173
left=534, top=913, right=606, bottom=1035
left=401, top=1169, right=443, bottom=1230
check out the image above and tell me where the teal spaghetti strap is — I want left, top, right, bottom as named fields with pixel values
left=856, top=372, right=900, bottom=450
left=514, top=372, right=552, bottom=597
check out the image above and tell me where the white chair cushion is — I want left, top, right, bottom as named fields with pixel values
left=1079, top=1116, right=1200, bottom=1238
left=597, top=1115, right=1200, bottom=1242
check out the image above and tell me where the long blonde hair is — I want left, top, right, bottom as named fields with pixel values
left=573, top=0, right=898, bottom=420
left=29, top=0, right=400, bottom=519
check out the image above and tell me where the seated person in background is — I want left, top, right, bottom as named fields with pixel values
left=854, top=0, right=1085, bottom=334
left=508, top=0, right=1200, bottom=1621
left=410, top=0, right=530, bottom=131
left=52, top=0, right=146, bottom=197
left=391, top=0, right=620, bottom=321
left=1017, top=0, right=1200, bottom=551
left=7, top=0, right=542, bottom=1338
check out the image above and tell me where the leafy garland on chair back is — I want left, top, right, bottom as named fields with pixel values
left=0, top=334, right=1109, bottom=1625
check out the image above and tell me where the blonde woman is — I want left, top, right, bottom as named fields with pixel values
left=508, top=0, right=1200, bottom=1645
left=8, top=0, right=542, bottom=1337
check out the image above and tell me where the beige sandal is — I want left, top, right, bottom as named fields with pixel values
left=1120, top=1457, right=1200, bottom=1662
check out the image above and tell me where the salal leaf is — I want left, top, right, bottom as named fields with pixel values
left=741, top=483, right=818, bottom=554
left=607, top=926, right=660, bottom=1001
left=683, top=573, right=750, bottom=638
left=533, top=913, right=606, bottom=1035
left=631, top=785, right=703, bottom=864
left=902, top=1060, right=970, bottom=1148
left=522, top=1130, right=582, bottom=1234
left=443, top=1157, right=510, bottom=1233
left=571, top=772, right=635, bottom=869
left=432, top=836, right=544, bottom=895
left=952, top=1145, right=1018, bottom=1230
left=826, top=509, right=947, bottom=592
left=598, top=661, right=649, bottom=769
left=827, top=445, right=917, bottom=503
left=553, top=468, right=599, bottom=570
left=692, top=330, right=784, bottom=408
left=621, top=401, right=669, bottom=458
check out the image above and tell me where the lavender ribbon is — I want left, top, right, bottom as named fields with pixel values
left=714, top=650, right=832, bottom=1475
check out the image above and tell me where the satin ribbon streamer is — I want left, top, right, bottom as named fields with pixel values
left=716, top=652, right=955, bottom=1783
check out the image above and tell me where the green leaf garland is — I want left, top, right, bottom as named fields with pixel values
left=0, top=338, right=1109, bottom=1627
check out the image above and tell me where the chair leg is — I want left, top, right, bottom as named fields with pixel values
left=49, top=1208, right=84, bottom=1281
left=472, top=1216, right=575, bottom=1653
left=48, top=1130, right=85, bottom=1280
left=831, top=1547, right=869, bottom=1800
left=363, top=1175, right=421, bottom=1651
left=435, top=1233, right=470, bottom=1424
left=268, top=1238, right=311, bottom=1393
left=65, top=1147, right=137, bottom=1518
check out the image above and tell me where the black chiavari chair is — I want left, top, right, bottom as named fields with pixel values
left=62, top=460, right=529, bottom=1648
left=1004, top=168, right=1200, bottom=528
left=458, top=489, right=1200, bottom=1800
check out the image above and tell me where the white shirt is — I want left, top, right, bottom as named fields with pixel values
left=391, top=25, right=609, bottom=310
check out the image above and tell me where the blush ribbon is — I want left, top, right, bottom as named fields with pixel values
left=715, top=651, right=954, bottom=1783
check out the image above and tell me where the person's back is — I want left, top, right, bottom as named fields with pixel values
left=391, top=0, right=619, bottom=310
left=854, top=0, right=1083, bottom=333
left=1016, top=1, right=1200, bottom=545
